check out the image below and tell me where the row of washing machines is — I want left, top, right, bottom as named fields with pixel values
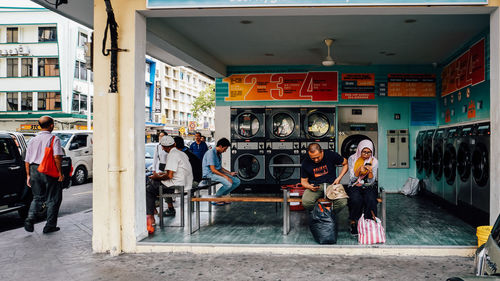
left=415, top=122, right=490, bottom=213
left=230, top=106, right=378, bottom=192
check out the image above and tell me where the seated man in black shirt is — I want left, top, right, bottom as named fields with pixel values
left=301, top=143, right=349, bottom=213
left=173, top=136, right=202, bottom=184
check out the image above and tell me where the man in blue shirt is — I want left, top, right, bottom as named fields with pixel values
left=202, top=137, right=240, bottom=205
left=190, top=132, right=208, bottom=160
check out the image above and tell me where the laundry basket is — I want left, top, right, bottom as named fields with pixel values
left=477, top=225, right=493, bottom=247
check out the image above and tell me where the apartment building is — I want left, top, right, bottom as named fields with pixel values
left=145, top=56, right=215, bottom=141
left=0, top=1, right=93, bottom=132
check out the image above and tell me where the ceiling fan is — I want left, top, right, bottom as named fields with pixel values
left=319, top=38, right=371, bottom=66
left=322, top=38, right=336, bottom=66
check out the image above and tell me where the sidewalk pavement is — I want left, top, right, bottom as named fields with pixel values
left=0, top=210, right=477, bottom=281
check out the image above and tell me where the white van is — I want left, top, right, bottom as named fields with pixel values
left=53, top=130, right=93, bottom=185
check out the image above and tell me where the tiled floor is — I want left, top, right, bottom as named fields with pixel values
left=140, top=193, right=477, bottom=246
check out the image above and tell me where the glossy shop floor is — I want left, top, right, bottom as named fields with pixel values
left=140, top=192, right=478, bottom=246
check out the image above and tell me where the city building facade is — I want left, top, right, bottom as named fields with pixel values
left=0, top=1, right=93, bottom=132
left=145, top=55, right=215, bottom=142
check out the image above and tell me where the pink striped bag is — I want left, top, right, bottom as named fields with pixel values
left=357, top=214, right=386, bottom=244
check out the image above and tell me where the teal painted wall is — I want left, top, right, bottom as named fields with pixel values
left=215, top=30, right=490, bottom=192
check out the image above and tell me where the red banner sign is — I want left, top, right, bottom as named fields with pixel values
left=441, top=38, right=485, bottom=97
left=223, top=72, right=338, bottom=102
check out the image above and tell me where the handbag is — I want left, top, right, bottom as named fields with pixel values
left=309, top=202, right=337, bottom=244
left=37, top=136, right=60, bottom=178
left=325, top=183, right=349, bottom=200
left=357, top=212, right=386, bottom=245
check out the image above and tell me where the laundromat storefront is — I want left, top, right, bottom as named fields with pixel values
left=136, top=1, right=496, bottom=252
left=41, top=0, right=500, bottom=254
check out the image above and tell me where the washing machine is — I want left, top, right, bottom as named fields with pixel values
left=443, top=126, right=460, bottom=204
left=457, top=124, right=474, bottom=205
left=420, top=129, right=435, bottom=192
left=231, top=141, right=266, bottom=188
left=231, top=108, right=266, bottom=141
left=431, top=128, right=446, bottom=198
left=337, top=107, right=378, bottom=159
left=471, top=122, right=490, bottom=213
left=415, top=130, right=427, bottom=181
left=266, top=108, right=301, bottom=140
left=266, top=141, right=301, bottom=186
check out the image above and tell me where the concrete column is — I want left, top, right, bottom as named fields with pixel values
left=490, top=8, right=500, bottom=224
left=92, top=0, right=147, bottom=254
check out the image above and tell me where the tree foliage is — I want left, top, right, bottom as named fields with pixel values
left=192, top=84, right=215, bottom=119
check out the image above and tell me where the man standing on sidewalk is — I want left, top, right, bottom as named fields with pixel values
left=24, top=115, right=64, bottom=234
left=189, top=132, right=208, bottom=160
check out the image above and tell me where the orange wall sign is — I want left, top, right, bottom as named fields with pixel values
left=441, top=38, right=485, bottom=97
left=387, top=74, right=436, bottom=97
left=223, top=72, right=338, bottom=102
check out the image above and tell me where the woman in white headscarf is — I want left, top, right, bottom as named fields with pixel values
left=347, top=139, right=379, bottom=235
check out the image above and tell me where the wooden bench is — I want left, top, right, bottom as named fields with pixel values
left=187, top=186, right=386, bottom=235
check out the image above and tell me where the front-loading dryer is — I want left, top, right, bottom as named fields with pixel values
left=415, top=130, right=427, bottom=181
left=266, top=108, right=301, bottom=140
left=300, top=107, right=335, bottom=142
left=231, top=108, right=266, bottom=141
left=471, top=122, right=490, bottom=213
left=443, top=126, right=460, bottom=204
left=266, top=141, right=301, bottom=186
left=431, top=128, right=446, bottom=198
left=231, top=141, right=266, bottom=190
left=457, top=124, right=474, bottom=205
left=421, top=129, right=435, bottom=192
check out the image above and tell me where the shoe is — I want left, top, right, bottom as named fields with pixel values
left=24, top=220, right=34, bottom=232
left=163, top=208, right=176, bottom=216
left=211, top=202, right=226, bottom=206
left=147, top=215, right=155, bottom=234
left=350, top=222, right=358, bottom=235
left=43, top=226, right=60, bottom=234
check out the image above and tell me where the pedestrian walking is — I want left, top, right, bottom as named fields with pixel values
left=24, top=115, right=65, bottom=234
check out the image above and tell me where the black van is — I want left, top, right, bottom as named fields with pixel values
left=0, top=133, right=72, bottom=219
left=0, top=132, right=30, bottom=218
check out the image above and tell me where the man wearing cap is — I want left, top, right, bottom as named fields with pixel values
left=145, top=135, right=193, bottom=233
left=24, top=115, right=64, bottom=234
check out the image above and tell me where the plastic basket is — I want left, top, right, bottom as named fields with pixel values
left=477, top=225, right=493, bottom=247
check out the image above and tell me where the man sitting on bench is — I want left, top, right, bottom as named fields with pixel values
left=146, top=135, right=193, bottom=234
left=300, top=143, right=349, bottom=214
left=202, top=138, right=240, bottom=206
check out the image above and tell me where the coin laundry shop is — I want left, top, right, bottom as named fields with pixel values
left=34, top=0, right=500, bottom=255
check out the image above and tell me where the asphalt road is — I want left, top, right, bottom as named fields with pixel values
left=0, top=181, right=93, bottom=232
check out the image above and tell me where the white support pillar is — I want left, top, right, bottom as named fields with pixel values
left=92, top=0, right=147, bottom=254
left=490, top=8, right=500, bottom=225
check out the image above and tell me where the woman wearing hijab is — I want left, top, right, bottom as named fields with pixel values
left=347, top=139, right=379, bottom=235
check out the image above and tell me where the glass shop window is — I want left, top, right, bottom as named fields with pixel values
left=7, top=58, right=18, bottom=77
left=21, top=58, right=33, bottom=77
left=38, top=26, right=57, bottom=42
left=21, top=92, right=33, bottom=111
left=7, top=27, right=18, bottom=43
left=38, top=58, right=59, bottom=76
left=37, top=92, right=61, bottom=111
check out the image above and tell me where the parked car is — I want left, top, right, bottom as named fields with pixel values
left=53, top=130, right=93, bottom=185
left=0, top=132, right=72, bottom=219
left=145, top=142, right=157, bottom=174
left=0, top=132, right=30, bottom=218
left=21, top=132, right=36, bottom=143
left=0, top=131, right=28, bottom=159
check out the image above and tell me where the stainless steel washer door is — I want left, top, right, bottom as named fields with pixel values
left=268, top=153, right=299, bottom=181
left=443, top=143, right=457, bottom=185
left=236, top=112, right=261, bottom=139
left=305, top=112, right=330, bottom=138
left=235, top=154, right=265, bottom=181
left=272, top=113, right=296, bottom=139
